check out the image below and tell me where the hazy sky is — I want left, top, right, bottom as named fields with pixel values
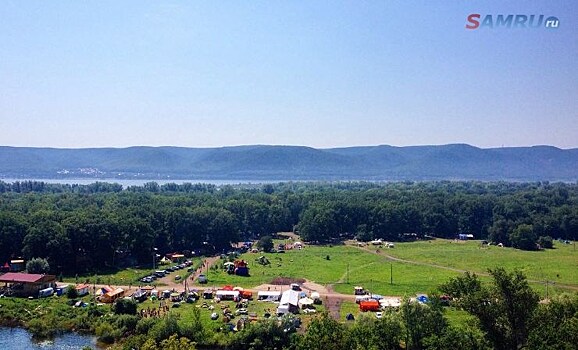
left=1, top=1, right=577, bottom=149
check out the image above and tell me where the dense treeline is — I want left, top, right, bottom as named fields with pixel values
left=1, top=181, right=577, bottom=273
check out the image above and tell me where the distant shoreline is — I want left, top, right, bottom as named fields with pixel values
left=0, top=178, right=289, bottom=187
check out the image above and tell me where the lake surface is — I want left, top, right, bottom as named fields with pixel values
left=0, top=328, right=98, bottom=350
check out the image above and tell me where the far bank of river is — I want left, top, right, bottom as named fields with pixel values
left=0, top=327, right=99, bottom=350
left=0, top=178, right=292, bottom=187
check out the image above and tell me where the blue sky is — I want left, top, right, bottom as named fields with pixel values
left=1, top=1, right=577, bottom=149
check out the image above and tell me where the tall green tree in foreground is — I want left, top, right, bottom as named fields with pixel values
left=440, top=268, right=539, bottom=350
left=527, top=293, right=578, bottom=349
left=297, top=312, right=348, bottom=350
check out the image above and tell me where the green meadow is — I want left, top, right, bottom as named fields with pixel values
left=194, top=239, right=577, bottom=298
left=384, top=239, right=578, bottom=288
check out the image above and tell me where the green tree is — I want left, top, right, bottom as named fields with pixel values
left=400, top=299, right=447, bottom=350
left=149, top=314, right=180, bottom=343
left=348, top=312, right=403, bottom=350
left=26, top=257, right=50, bottom=274
left=228, top=319, right=292, bottom=350
left=0, top=212, right=26, bottom=263
left=257, top=235, right=274, bottom=253
left=446, top=268, right=539, bottom=350
left=158, top=334, right=197, bottom=350
left=298, top=205, right=338, bottom=242
left=355, top=224, right=373, bottom=242
left=297, top=312, right=348, bottom=350
left=536, top=235, right=553, bottom=249
left=66, top=285, right=78, bottom=299
left=527, top=293, right=578, bottom=349
left=509, top=224, right=537, bottom=250
left=113, top=298, right=137, bottom=315
left=439, top=271, right=482, bottom=299
left=179, top=307, right=206, bottom=344
left=424, top=324, right=490, bottom=350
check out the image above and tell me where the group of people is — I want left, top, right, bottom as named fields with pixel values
left=139, top=303, right=170, bottom=318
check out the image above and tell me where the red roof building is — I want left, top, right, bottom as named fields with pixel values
left=0, top=272, right=57, bottom=297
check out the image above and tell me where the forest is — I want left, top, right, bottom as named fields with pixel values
left=0, top=180, right=577, bottom=274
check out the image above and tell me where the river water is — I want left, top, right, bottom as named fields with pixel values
left=0, top=328, right=98, bottom=350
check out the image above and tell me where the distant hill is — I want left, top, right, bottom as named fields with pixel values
left=1, top=144, right=577, bottom=181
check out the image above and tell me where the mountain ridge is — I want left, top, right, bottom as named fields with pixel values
left=0, top=144, right=577, bottom=181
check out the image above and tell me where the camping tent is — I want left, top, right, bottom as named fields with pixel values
left=278, top=290, right=300, bottom=314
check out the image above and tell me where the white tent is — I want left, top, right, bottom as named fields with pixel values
left=310, top=292, right=320, bottom=300
left=280, top=290, right=300, bottom=306
left=299, top=297, right=314, bottom=307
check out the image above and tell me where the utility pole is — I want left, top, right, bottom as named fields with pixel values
left=347, top=263, right=349, bottom=284
left=390, top=263, right=393, bottom=285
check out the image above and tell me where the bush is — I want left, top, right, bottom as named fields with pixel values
left=27, top=318, right=57, bottom=338
left=114, top=314, right=140, bottom=334
left=113, top=298, right=137, bottom=315
left=537, top=236, right=554, bottom=249
left=88, top=305, right=105, bottom=318
left=96, top=322, right=119, bottom=344
left=67, top=285, right=78, bottom=299
left=136, top=317, right=160, bottom=335
left=149, top=315, right=180, bottom=342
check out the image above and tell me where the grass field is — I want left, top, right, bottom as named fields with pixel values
left=193, top=245, right=385, bottom=289
left=60, top=239, right=577, bottom=298
left=187, top=239, right=578, bottom=297
left=380, top=239, right=578, bottom=291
